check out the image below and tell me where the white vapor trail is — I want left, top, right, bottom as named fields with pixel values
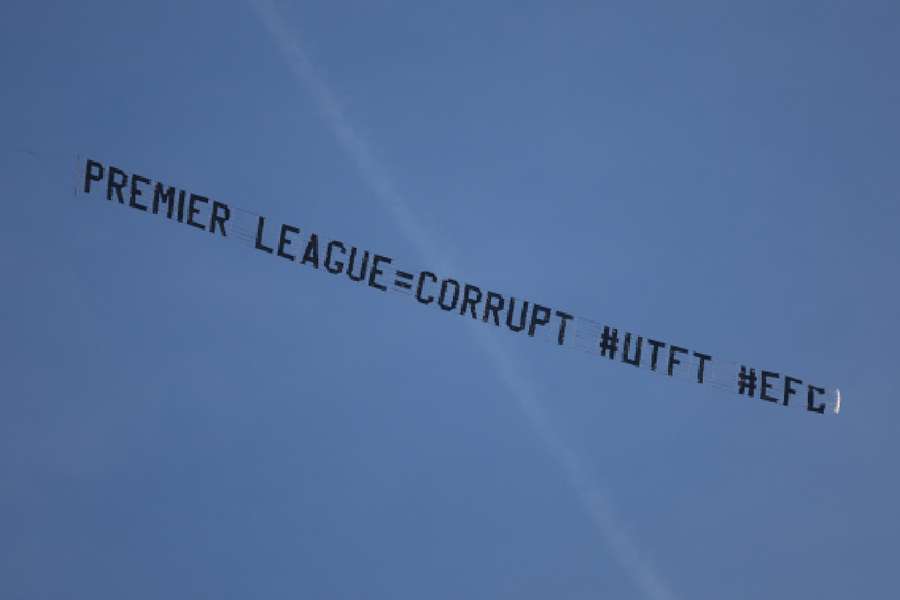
left=248, top=2, right=676, bottom=598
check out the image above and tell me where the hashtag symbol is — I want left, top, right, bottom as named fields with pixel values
left=737, top=366, right=757, bottom=397
left=599, top=326, right=619, bottom=359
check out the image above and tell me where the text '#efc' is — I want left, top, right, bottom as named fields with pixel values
left=78, top=158, right=836, bottom=417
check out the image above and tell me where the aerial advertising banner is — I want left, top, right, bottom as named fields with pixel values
left=79, top=158, right=841, bottom=417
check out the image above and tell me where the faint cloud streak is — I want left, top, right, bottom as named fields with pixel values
left=248, top=2, right=676, bottom=598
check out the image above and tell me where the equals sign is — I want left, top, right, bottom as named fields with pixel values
left=394, top=270, right=414, bottom=289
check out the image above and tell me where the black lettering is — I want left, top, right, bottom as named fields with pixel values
left=599, top=326, right=619, bottom=359
left=694, top=352, right=711, bottom=383
left=187, top=194, right=208, bottom=230
left=347, top=247, right=369, bottom=282
left=528, top=304, right=551, bottom=337
left=668, top=345, right=687, bottom=376
left=784, top=376, right=801, bottom=407
left=106, top=166, right=127, bottom=203
left=368, top=254, right=391, bottom=291
left=152, top=183, right=176, bottom=219
left=482, top=291, right=505, bottom=326
left=301, top=234, right=320, bottom=268
left=210, top=201, right=230, bottom=236
left=760, top=370, right=780, bottom=403
left=416, top=271, right=437, bottom=304
left=176, top=190, right=186, bottom=222
left=506, top=297, right=529, bottom=332
left=622, top=333, right=642, bottom=366
left=129, top=174, right=149, bottom=211
left=460, top=284, right=482, bottom=319
left=647, top=339, right=666, bottom=371
left=277, top=224, right=299, bottom=260
left=325, top=240, right=345, bottom=273
left=555, top=310, right=573, bottom=345
left=806, top=385, right=825, bottom=414
left=438, top=278, right=460, bottom=311
left=254, top=216, right=274, bottom=254
left=83, top=159, right=104, bottom=194
left=738, top=366, right=758, bottom=397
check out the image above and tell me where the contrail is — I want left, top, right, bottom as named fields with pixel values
left=248, top=2, right=676, bottom=598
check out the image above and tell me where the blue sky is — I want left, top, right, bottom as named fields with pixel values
left=2, top=1, right=899, bottom=598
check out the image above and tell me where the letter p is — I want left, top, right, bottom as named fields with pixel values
left=83, top=159, right=104, bottom=194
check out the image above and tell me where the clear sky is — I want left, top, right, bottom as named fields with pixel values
left=2, top=1, right=898, bottom=598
